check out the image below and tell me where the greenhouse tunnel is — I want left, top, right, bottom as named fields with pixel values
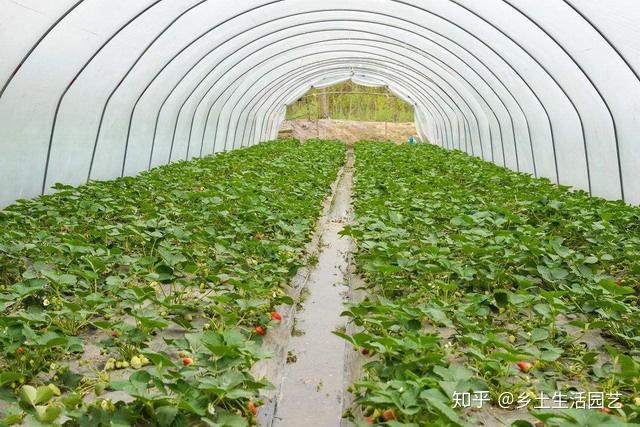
left=4, top=1, right=640, bottom=426
left=0, top=0, right=639, bottom=207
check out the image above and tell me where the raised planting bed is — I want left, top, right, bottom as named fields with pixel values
left=0, top=139, right=345, bottom=426
left=338, top=141, right=640, bottom=426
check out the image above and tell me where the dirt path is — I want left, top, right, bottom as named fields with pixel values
left=268, top=147, right=356, bottom=426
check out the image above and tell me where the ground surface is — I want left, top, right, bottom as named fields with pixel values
left=0, top=140, right=347, bottom=426
left=3, top=138, right=640, bottom=427
left=278, top=119, right=417, bottom=144
left=271, top=148, right=355, bottom=426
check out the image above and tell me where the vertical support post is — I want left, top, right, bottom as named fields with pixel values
left=385, top=94, right=389, bottom=140
left=316, top=93, right=320, bottom=139
left=318, top=87, right=329, bottom=119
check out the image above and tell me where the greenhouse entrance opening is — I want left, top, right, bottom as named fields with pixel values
left=279, top=80, right=418, bottom=144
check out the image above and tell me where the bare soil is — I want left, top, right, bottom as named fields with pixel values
left=278, top=119, right=417, bottom=144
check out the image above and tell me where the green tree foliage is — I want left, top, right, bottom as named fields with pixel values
left=286, top=81, right=415, bottom=123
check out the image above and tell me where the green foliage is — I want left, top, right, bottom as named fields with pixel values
left=285, top=82, right=415, bottom=122
left=340, top=141, right=640, bottom=426
left=0, top=139, right=346, bottom=425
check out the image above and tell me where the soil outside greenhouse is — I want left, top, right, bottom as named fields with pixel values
left=278, top=119, right=417, bottom=145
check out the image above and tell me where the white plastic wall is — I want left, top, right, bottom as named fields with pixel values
left=0, top=0, right=639, bottom=207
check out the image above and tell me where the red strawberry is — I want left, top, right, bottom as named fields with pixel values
left=517, top=361, right=533, bottom=373
left=111, top=331, right=120, bottom=338
left=271, top=311, right=282, bottom=321
left=255, top=325, right=266, bottom=335
left=600, top=407, right=612, bottom=414
left=361, top=348, right=370, bottom=356
left=247, top=401, right=258, bottom=416
left=182, top=357, right=193, bottom=366
left=16, top=347, right=24, bottom=354
left=365, top=416, right=374, bottom=425
left=382, top=409, right=396, bottom=421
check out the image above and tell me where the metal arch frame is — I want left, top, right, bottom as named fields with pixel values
left=232, top=38, right=508, bottom=160
left=192, top=26, right=523, bottom=170
left=218, top=65, right=446, bottom=152
left=229, top=55, right=459, bottom=152
left=136, top=10, right=527, bottom=173
left=111, top=6, right=550, bottom=180
left=0, top=0, right=85, bottom=98
left=561, top=0, right=640, bottom=81
left=202, top=46, right=467, bottom=158
left=139, top=6, right=316, bottom=170
left=236, top=63, right=448, bottom=151
left=172, top=21, right=490, bottom=160
left=3, top=1, right=640, bottom=203
left=50, top=3, right=176, bottom=188
left=73, top=1, right=278, bottom=179
left=234, top=67, right=444, bottom=150
left=193, top=38, right=483, bottom=162
left=383, top=0, right=571, bottom=189
left=151, top=9, right=536, bottom=171
left=559, top=0, right=640, bottom=202
left=393, top=0, right=564, bottom=183
left=248, top=68, right=449, bottom=151
left=85, top=0, right=209, bottom=181
left=143, top=9, right=546, bottom=176
left=232, top=61, right=451, bottom=151
left=35, top=4, right=548, bottom=187
left=163, top=23, right=511, bottom=169
left=439, top=0, right=590, bottom=195
left=113, top=0, right=285, bottom=177
left=41, top=0, right=164, bottom=194
left=234, top=39, right=528, bottom=162
left=204, top=45, right=475, bottom=158
left=261, top=69, right=451, bottom=151
left=211, top=0, right=548, bottom=179
left=215, top=56, right=459, bottom=154
left=240, top=64, right=445, bottom=149
left=499, top=0, right=624, bottom=201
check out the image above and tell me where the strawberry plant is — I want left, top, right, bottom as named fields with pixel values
left=340, top=141, right=640, bottom=426
left=0, top=139, right=345, bottom=425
